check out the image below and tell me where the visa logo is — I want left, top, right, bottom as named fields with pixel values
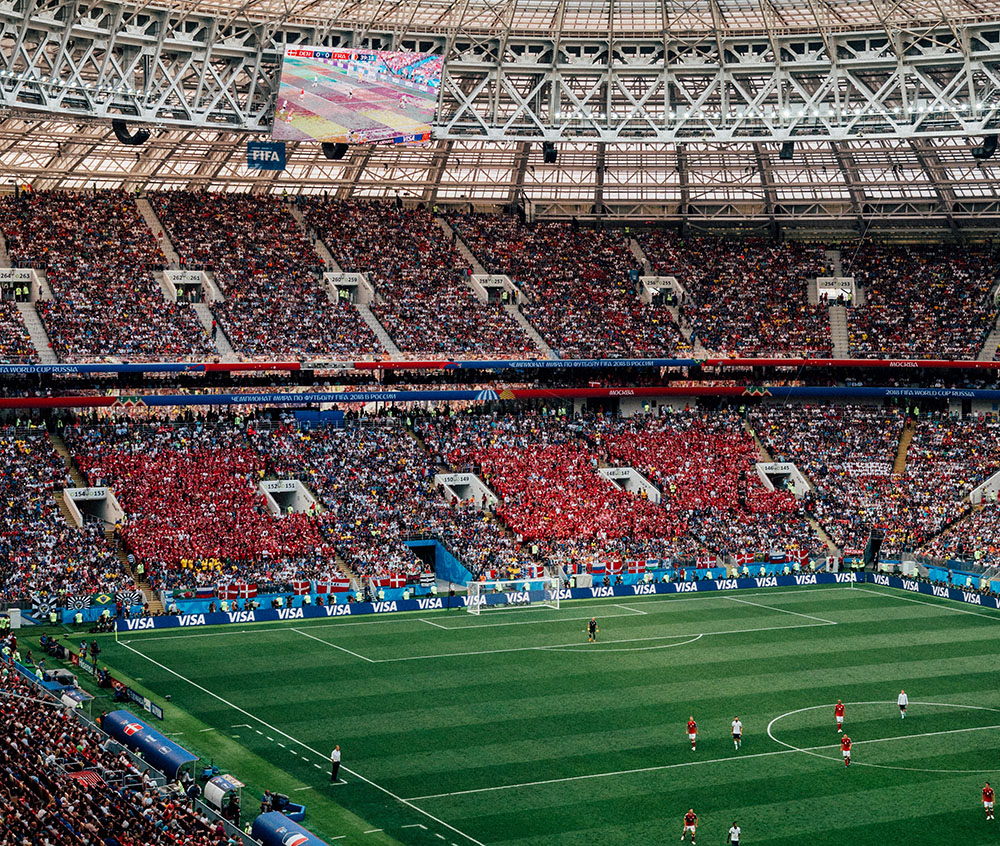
left=372, top=601, right=398, bottom=613
left=931, top=586, right=950, bottom=598
left=417, top=598, right=443, bottom=610
left=276, top=608, right=304, bottom=620
left=226, top=611, right=256, bottom=623
left=125, top=618, right=154, bottom=631
left=715, top=579, right=739, bottom=590
left=755, top=577, right=778, bottom=588
left=177, top=614, right=206, bottom=627
left=675, top=582, right=698, bottom=593
left=590, top=587, right=615, bottom=598
left=834, top=573, right=857, bottom=583
left=631, top=583, right=656, bottom=595
left=901, top=579, right=919, bottom=592
left=324, top=604, right=352, bottom=616
left=794, top=575, right=817, bottom=585
left=872, top=574, right=890, bottom=586
left=963, top=592, right=982, bottom=605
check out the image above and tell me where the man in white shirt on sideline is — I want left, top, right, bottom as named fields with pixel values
left=331, top=745, right=342, bottom=782
left=727, top=821, right=741, bottom=845
left=898, top=689, right=908, bottom=718
left=731, top=717, right=742, bottom=750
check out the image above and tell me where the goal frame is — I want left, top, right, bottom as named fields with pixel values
left=466, top=578, right=561, bottom=615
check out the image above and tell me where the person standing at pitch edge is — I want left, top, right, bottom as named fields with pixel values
left=897, top=689, right=908, bottom=718
left=330, top=745, right=342, bottom=782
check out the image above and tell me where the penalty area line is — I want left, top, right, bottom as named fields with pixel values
left=115, top=640, right=485, bottom=846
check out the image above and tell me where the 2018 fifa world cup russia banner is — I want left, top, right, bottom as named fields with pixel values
left=272, top=47, right=442, bottom=145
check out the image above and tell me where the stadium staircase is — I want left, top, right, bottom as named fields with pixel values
left=135, top=197, right=181, bottom=268
left=434, top=217, right=487, bottom=274
left=355, top=303, right=403, bottom=358
left=16, top=303, right=59, bottom=364
left=828, top=306, right=850, bottom=359
left=977, top=312, right=1000, bottom=361
left=825, top=249, right=844, bottom=277
left=48, top=432, right=162, bottom=612
left=629, top=238, right=653, bottom=275
left=192, top=302, right=236, bottom=360
left=503, top=303, right=558, bottom=359
left=894, top=422, right=916, bottom=474
left=0, top=228, right=9, bottom=267
left=288, top=206, right=341, bottom=271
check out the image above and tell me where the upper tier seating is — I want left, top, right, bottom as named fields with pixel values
left=0, top=191, right=213, bottom=362
left=149, top=192, right=379, bottom=359
left=301, top=199, right=535, bottom=358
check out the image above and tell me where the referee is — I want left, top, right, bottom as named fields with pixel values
left=728, top=821, right=741, bottom=845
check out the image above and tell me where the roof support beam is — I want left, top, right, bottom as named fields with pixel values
left=594, top=142, right=606, bottom=214
left=909, top=137, right=961, bottom=237
left=507, top=141, right=531, bottom=205
left=677, top=145, right=690, bottom=217
left=423, top=139, right=454, bottom=205
left=828, top=141, right=866, bottom=230
left=337, top=144, right=375, bottom=199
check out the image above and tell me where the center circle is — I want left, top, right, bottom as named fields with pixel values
left=766, top=701, right=1000, bottom=774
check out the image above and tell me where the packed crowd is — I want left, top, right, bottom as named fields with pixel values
left=922, top=503, right=1000, bottom=561
left=448, top=214, right=688, bottom=358
left=589, top=410, right=818, bottom=555
left=264, top=419, right=536, bottom=580
left=65, top=421, right=332, bottom=590
left=0, top=427, right=129, bottom=602
left=637, top=231, right=831, bottom=356
left=415, top=411, right=694, bottom=568
left=0, top=301, right=38, bottom=362
left=0, top=191, right=213, bottom=362
left=749, top=405, right=1000, bottom=556
left=149, top=192, right=379, bottom=359
left=302, top=200, right=534, bottom=357
left=844, top=244, right=999, bottom=359
left=0, top=665, right=238, bottom=845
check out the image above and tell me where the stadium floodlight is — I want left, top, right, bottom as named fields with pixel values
left=466, top=578, right=561, bottom=616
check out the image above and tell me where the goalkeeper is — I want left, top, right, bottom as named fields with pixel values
left=588, top=617, right=599, bottom=643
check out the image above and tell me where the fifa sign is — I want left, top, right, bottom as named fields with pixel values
left=247, top=141, right=286, bottom=171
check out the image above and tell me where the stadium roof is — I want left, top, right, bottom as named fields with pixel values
left=158, top=0, right=995, bottom=36
left=5, top=117, right=1000, bottom=232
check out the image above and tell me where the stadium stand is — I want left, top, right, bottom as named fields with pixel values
left=0, top=426, right=128, bottom=602
left=260, top=419, right=537, bottom=581
left=300, top=199, right=535, bottom=357
left=65, top=421, right=332, bottom=590
left=0, top=191, right=213, bottom=362
left=0, top=667, right=236, bottom=845
left=447, top=214, right=688, bottom=358
left=635, top=232, right=831, bottom=356
left=844, top=243, right=999, bottom=359
left=148, top=192, right=380, bottom=359
left=0, top=302, right=38, bottom=362
left=589, top=410, right=819, bottom=555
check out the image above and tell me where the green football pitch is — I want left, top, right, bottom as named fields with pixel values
left=88, top=583, right=1000, bottom=846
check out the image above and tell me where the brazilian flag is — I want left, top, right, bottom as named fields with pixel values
left=92, top=593, right=114, bottom=607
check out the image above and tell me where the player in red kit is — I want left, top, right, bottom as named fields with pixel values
left=840, top=734, right=852, bottom=767
left=983, top=782, right=995, bottom=820
left=687, top=717, right=698, bottom=751
left=680, top=808, right=698, bottom=843
left=835, top=700, right=845, bottom=732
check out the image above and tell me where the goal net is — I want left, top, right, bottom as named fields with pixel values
left=466, top=578, right=561, bottom=615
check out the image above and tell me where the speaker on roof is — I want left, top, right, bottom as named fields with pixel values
left=972, top=135, right=998, bottom=160
left=111, top=119, right=150, bottom=146
left=322, top=142, right=349, bottom=160
left=542, top=141, right=557, bottom=164
left=778, top=140, right=794, bottom=161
